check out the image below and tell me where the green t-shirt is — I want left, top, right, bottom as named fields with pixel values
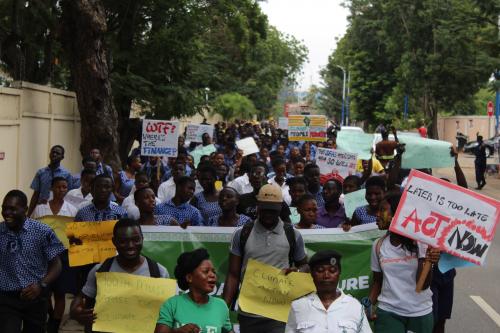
left=157, top=293, right=233, bottom=333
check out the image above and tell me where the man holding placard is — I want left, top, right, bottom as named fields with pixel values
left=70, top=218, right=169, bottom=333
left=223, top=184, right=308, bottom=333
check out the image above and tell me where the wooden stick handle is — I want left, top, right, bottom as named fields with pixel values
left=416, top=260, right=432, bottom=293
left=156, top=158, right=161, bottom=182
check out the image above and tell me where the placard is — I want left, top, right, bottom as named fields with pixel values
left=344, top=189, right=368, bottom=219
left=287, top=115, right=327, bottom=142
left=38, top=215, right=74, bottom=248
left=316, top=147, right=357, bottom=179
left=94, top=272, right=177, bottom=333
left=238, top=259, right=316, bottom=322
left=185, top=124, right=214, bottom=143
left=399, top=134, right=454, bottom=169
left=236, top=137, right=260, bottom=156
left=66, top=220, right=117, bottom=267
left=390, top=170, right=500, bottom=265
left=141, top=119, right=179, bottom=157
left=278, top=117, right=288, bottom=130
left=336, top=131, right=373, bottom=160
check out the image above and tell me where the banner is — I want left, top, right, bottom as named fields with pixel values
left=316, top=148, right=357, bottom=179
left=287, top=115, right=327, bottom=142
left=38, top=215, right=74, bottom=248
left=398, top=134, right=454, bottom=169
left=141, top=119, right=179, bottom=157
left=390, top=170, right=500, bottom=265
left=185, top=124, right=214, bottom=143
left=238, top=259, right=316, bottom=322
left=236, top=137, right=260, bottom=156
left=94, top=272, right=177, bottom=333
left=336, top=131, right=373, bottom=160
left=141, top=225, right=384, bottom=303
left=66, top=220, right=117, bottom=267
left=278, top=117, right=288, bottom=130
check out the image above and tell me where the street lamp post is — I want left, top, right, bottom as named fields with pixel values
left=336, top=65, right=347, bottom=126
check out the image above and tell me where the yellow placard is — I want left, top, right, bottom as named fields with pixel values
left=238, top=259, right=316, bottom=322
left=94, top=272, right=177, bottom=333
left=38, top=215, right=74, bottom=248
left=66, top=220, right=118, bottom=267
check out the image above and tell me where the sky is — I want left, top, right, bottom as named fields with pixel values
left=260, top=0, right=349, bottom=91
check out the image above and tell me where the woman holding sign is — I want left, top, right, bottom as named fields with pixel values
left=155, top=248, right=233, bottom=333
left=364, top=193, right=441, bottom=333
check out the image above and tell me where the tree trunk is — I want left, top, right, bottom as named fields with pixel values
left=60, top=0, right=121, bottom=170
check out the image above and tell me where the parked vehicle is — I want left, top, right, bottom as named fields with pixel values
left=463, top=136, right=499, bottom=158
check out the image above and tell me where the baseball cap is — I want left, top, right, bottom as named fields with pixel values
left=257, top=184, right=283, bottom=211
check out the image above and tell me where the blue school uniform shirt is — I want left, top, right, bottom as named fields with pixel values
left=0, top=218, right=65, bottom=291
left=154, top=200, right=203, bottom=226
left=74, top=202, right=127, bottom=222
left=30, top=165, right=74, bottom=201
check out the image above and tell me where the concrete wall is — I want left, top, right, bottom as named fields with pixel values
left=0, top=82, right=81, bottom=201
left=438, top=115, right=497, bottom=145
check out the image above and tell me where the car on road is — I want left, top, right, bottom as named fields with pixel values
left=464, top=136, right=499, bottom=158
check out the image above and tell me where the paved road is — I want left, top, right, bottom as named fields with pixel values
left=434, top=154, right=500, bottom=332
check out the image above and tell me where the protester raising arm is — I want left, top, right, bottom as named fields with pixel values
left=451, top=146, right=468, bottom=189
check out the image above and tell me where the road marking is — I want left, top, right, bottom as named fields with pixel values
left=470, top=295, right=500, bottom=327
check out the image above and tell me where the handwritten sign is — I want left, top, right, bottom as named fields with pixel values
left=94, top=272, right=177, bottom=333
left=236, top=137, right=259, bottom=156
left=66, top=220, right=118, bottom=267
left=38, top=215, right=74, bottom=249
left=390, top=170, right=500, bottom=265
left=344, top=189, right=368, bottom=219
left=278, top=117, right=288, bottom=130
left=398, top=134, right=454, bottom=169
left=336, top=131, right=373, bottom=160
left=185, top=124, right=214, bottom=143
left=141, top=119, right=179, bottom=157
left=288, top=115, right=327, bottom=142
left=239, top=259, right=316, bottom=322
left=316, top=148, right=357, bottom=179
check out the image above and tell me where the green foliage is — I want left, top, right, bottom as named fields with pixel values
left=0, top=0, right=308, bottom=120
left=212, top=92, right=257, bottom=121
left=321, top=0, right=500, bottom=136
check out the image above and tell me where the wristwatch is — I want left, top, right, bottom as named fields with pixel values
left=39, top=281, right=49, bottom=291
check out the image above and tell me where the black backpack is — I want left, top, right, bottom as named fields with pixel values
left=239, top=221, right=297, bottom=267
left=97, top=256, right=161, bottom=278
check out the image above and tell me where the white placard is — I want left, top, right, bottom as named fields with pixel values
left=316, top=147, right=357, bottom=179
left=141, top=119, right=179, bottom=157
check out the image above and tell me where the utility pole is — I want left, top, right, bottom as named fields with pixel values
left=336, top=65, right=346, bottom=126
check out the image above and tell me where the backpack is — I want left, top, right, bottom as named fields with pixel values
left=97, top=256, right=161, bottom=278
left=239, top=221, right=297, bottom=267
left=375, top=233, right=390, bottom=269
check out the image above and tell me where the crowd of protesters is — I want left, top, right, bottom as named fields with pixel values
left=1, top=119, right=475, bottom=333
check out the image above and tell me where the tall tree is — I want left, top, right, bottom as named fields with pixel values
left=61, top=0, right=121, bottom=169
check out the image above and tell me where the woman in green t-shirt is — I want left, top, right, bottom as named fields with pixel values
left=155, top=248, right=233, bottom=333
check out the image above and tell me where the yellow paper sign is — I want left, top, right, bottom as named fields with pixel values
left=94, top=272, right=177, bottom=333
left=238, top=259, right=316, bottom=322
left=215, top=180, right=223, bottom=191
left=66, top=220, right=117, bottom=267
left=38, top=215, right=74, bottom=248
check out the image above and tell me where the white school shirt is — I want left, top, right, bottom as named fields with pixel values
left=32, top=200, right=78, bottom=218
left=371, top=236, right=432, bottom=317
left=227, top=173, right=253, bottom=195
left=65, top=188, right=93, bottom=208
left=157, top=178, right=203, bottom=203
left=122, top=194, right=161, bottom=220
left=285, top=291, right=372, bottom=333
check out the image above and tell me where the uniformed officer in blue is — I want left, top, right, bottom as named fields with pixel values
left=0, top=189, right=65, bottom=332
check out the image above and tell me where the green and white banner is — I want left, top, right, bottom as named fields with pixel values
left=142, top=224, right=384, bottom=301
